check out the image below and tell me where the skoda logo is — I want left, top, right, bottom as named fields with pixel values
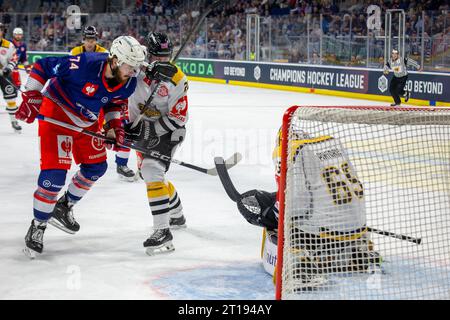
left=254, top=66, right=261, bottom=81
left=378, top=75, right=388, bottom=93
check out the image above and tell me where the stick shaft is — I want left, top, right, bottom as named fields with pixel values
left=132, top=0, right=227, bottom=128
left=36, top=115, right=235, bottom=176
left=368, top=227, right=422, bottom=244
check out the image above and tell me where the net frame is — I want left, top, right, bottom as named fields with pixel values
left=275, top=105, right=450, bottom=300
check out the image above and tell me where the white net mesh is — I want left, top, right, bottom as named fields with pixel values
left=279, top=106, right=450, bottom=300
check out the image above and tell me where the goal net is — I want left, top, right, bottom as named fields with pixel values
left=275, top=105, right=450, bottom=300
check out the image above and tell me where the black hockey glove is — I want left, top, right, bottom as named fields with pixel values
left=2, top=66, right=12, bottom=78
left=237, top=190, right=278, bottom=231
left=145, top=61, right=178, bottom=82
left=124, top=120, right=160, bottom=149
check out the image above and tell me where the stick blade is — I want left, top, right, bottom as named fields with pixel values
left=207, top=152, right=242, bottom=176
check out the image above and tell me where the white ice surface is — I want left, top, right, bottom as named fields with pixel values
left=0, top=80, right=410, bottom=300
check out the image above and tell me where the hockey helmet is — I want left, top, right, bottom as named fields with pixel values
left=109, top=36, right=146, bottom=68
left=145, top=32, right=173, bottom=58
left=83, top=25, right=98, bottom=39
left=13, top=27, right=24, bottom=35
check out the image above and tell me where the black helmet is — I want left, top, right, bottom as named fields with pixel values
left=83, top=26, right=98, bottom=39
left=145, top=32, right=173, bottom=58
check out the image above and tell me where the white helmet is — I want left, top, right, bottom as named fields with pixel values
left=13, top=27, right=24, bottom=35
left=109, top=36, right=146, bottom=68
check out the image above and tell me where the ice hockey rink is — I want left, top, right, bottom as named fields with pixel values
left=1, top=79, right=445, bottom=300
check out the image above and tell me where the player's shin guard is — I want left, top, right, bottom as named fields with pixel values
left=167, top=181, right=186, bottom=229
left=33, top=170, right=67, bottom=222
left=50, top=162, right=107, bottom=234
left=147, top=181, right=171, bottom=229
left=67, top=162, right=107, bottom=204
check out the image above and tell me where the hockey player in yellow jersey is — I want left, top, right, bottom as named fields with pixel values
left=0, top=23, right=21, bottom=133
left=70, top=26, right=107, bottom=56
left=125, top=32, right=188, bottom=255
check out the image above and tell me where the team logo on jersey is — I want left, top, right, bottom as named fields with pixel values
left=0, top=49, right=6, bottom=55
left=157, top=85, right=169, bottom=97
left=57, top=135, right=73, bottom=159
left=101, top=97, right=109, bottom=104
left=82, top=83, right=99, bottom=97
left=138, top=103, right=160, bottom=118
left=91, top=136, right=104, bottom=151
left=169, top=96, right=188, bottom=122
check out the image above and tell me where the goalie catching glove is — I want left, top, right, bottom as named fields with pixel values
left=237, top=190, right=278, bottom=231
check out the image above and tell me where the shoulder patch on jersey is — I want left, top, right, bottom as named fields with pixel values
left=171, top=67, right=185, bottom=86
left=1, top=39, right=12, bottom=48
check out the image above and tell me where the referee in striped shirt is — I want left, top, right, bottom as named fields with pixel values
left=384, top=49, right=422, bottom=106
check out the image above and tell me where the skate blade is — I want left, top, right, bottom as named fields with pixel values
left=118, top=174, right=136, bottom=182
left=48, top=218, right=77, bottom=235
left=145, top=242, right=175, bottom=256
left=169, top=224, right=187, bottom=230
left=23, top=247, right=39, bottom=259
left=14, top=129, right=22, bottom=134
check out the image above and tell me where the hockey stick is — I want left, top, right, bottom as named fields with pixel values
left=214, top=157, right=422, bottom=245
left=214, top=156, right=243, bottom=201
left=37, top=114, right=242, bottom=176
left=131, top=0, right=229, bottom=128
left=367, top=227, right=422, bottom=245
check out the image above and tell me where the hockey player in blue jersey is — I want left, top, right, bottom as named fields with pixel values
left=15, top=36, right=147, bottom=258
left=12, top=27, right=28, bottom=67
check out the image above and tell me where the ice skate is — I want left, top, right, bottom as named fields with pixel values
left=404, top=91, right=410, bottom=102
left=169, top=214, right=187, bottom=229
left=23, top=219, right=47, bottom=259
left=117, top=165, right=136, bottom=182
left=48, top=192, right=79, bottom=234
left=11, top=120, right=22, bottom=133
left=144, top=228, right=175, bottom=255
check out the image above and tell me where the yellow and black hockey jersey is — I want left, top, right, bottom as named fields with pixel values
left=69, top=44, right=107, bottom=56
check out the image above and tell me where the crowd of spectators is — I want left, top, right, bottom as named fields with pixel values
left=0, top=0, right=449, bottom=69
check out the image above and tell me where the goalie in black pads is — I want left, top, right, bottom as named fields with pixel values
left=224, top=129, right=382, bottom=290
